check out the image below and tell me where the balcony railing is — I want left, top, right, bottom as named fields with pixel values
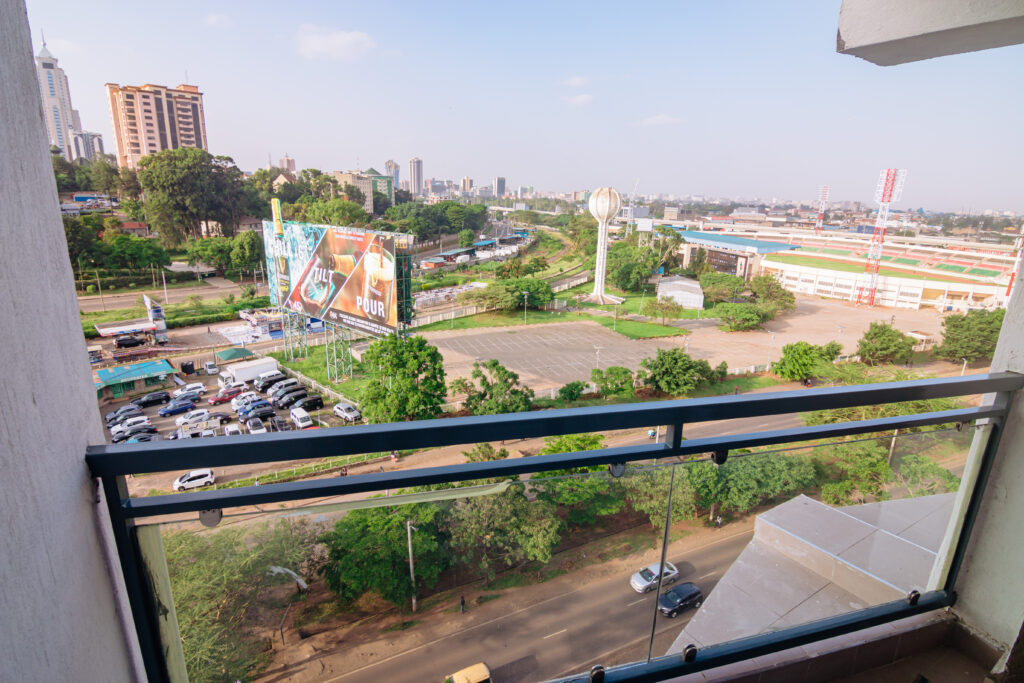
left=87, top=372, right=1022, bottom=682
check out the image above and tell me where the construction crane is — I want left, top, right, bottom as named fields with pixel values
left=856, top=168, right=907, bottom=307
left=814, top=185, right=830, bottom=236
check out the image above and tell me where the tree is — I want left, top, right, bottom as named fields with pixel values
left=230, top=230, right=265, bottom=271
left=122, top=198, right=145, bottom=222
left=640, top=347, right=719, bottom=395
left=497, top=258, right=524, bottom=278
left=522, top=256, right=549, bottom=276
left=611, top=260, right=652, bottom=292
left=624, top=465, right=698, bottom=528
left=372, top=190, right=391, bottom=216
left=62, top=215, right=102, bottom=270
left=557, top=381, right=586, bottom=402
left=341, top=183, right=366, bottom=207
left=591, top=366, right=634, bottom=397
left=772, top=340, right=843, bottom=381
left=118, top=167, right=142, bottom=199
left=458, top=229, right=475, bottom=248
left=459, top=278, right=553, bottom=311
left=748, top=274, right=795, bottom=311
left=805, top=365, right=959, bottom=426
left=286, top=198, right=370, bottom=226
left=90, top=157, right=119, bottom=198
left=716, top=302, right=768, bottom=331
left=463, top=443, right=510, bottom=462
left=642, top=296, right=684, bottom=325
left=394, top=188, right=413, bottom=205
left=450, top=359, right=534, bottom=415
left=856, top=322, right=913, bottom=365
left=445, top=484, right=561, bottom=582
left=935, top=309, right=1005, bottom=363
left=699, top=272, right=746, bottom=303
left=535, top=433, right=625, bottom=526
left=819, top=441, right=892, bottom=505
left=360, top=334, right=447, bottom=423
left=893, top=454, right=960, bottom=497
left=185, top=237, right=234, bottom=273
left=320, top=502, right=447, bottom=606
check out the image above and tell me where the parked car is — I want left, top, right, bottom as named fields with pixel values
left=106, top=407, right=143, bottom=427
left=254, top=372, right=287, bottom=393
left=208, top=386, right=243, bottom=405
left=110, top=415, right=152, bottom=437
left=268, top=379, right=301, bottom=400
left=231, top=391, right=261, bottom=412
left=126, top=434, right=161, bottom=443
left=294, top=394, right=324, bottom=411
left=333, top=402, right=362, bottom=422
left=173, top=382, right=207, bottom=399
left=132, top=391, right=171, bottom=408
left=658, top=582, right=704, bottom=618
left=105, top=404, right=141, bottom=424
left=175, top=408, right=210, bottom=426
left=275, top=389, right=307, bottom=409
left=247, top=406, right=276, bottom=422
left=204, top=361, right=219, bottom=375
left=113, top=335, right=145, bottom=349
left=223, top=423, right=242, bottom=436
left=290, top=407, right=314, bottom=430
left=238, top=400, right=272, bottom=420
left=111, top=424, right=158, bottom=444
left=630, top=561, right=680, bottom=593
left=207, top=412, right=232, bottom=425
left=172, top=468, right=215, bottom=491
left=246, top=417, right=267, bottom=434
left=174, top=390, right=202, bottom=405
left=268, top=416, right=293, bottom=432
left=158, top=400, right=195, bottom=417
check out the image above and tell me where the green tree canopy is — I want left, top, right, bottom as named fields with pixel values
left=771, top=340, right=843, bottom=381
left=535, top=433, right=625, bottom=526
left=450, top=359, right=535, bottom=415
left=699, top=272, right=746, bottom=303
left=360, top=334, right=447, bottom=423
left=458, top=229, right=475, bottom=248
left=856, top=321, right=914, bottom=365
left=640, top=347, right=719, bottom=395
left=591, top=366, right=634, bottom=397
left=716, top=302, right=770, bottom=331
left=642, top=296, right=684, bottom=325
left=459, top=277, right=553, bottom=311
left=748, top=274, right=796, bottom=311
left=934, top=309, right=1005, bottom=363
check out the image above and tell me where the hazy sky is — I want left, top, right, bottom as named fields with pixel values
left=25, top=0, right=1024, bottom=212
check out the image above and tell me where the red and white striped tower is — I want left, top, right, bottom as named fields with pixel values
left=856, top=168, right=907, bottom=306
left=814, top=185, right=830, bottom=235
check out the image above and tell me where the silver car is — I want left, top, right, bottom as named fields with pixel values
left=333, top=402, right=362, bottom=422
left=629, top=561, right=679, bottom=593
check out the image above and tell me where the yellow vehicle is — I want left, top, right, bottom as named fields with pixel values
left=444, top=662, right=492, bottom=683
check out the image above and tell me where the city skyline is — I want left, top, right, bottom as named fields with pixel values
left=23, top=1, right=1024, bottom=211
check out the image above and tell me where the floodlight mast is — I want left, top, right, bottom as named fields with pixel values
left=814, top=185, right=830, bottom=236
left=857, top=168, right=907, bottom=306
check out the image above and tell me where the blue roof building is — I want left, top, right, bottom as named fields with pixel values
left=674, top=231, right=801, bottom=255
left=94, top=359, right=174, bottom=399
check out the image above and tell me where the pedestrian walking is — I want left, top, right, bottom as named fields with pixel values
left=390, top=450, right=398, bottom=462
left=715, top=515, right=723, bottom=529
left=460, top=595, right=466, bottom=613
left=734, top=385, right=739, bottom=395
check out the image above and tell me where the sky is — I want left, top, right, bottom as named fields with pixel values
left=24, top=0, right=1024, bottom=212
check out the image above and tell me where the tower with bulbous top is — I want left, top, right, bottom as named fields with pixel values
left=584, top=187, right=625, bottom=304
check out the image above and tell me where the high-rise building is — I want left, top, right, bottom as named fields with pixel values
left=279, top=154, right=295, bottom=173
left=34, top=43, right=78, bottom=159
left=461, top=176, right=473, bottom=193
left=409, top=157, right=423, bottom=196
left=330, top=171, right=374, bottom=214
left=105, top=82, right=208, bottom=169
left=494, top=176, right=506, bottom=198
left=70, top=130, right=104, bottom=161
left=385, top=159, right=399, bottom=187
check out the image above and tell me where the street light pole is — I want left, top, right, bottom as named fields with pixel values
left=522, top=290, right=529, bottom=323
left=406, top=520, right=418, bottom=612
left=961, top=358, right=968, bottom=376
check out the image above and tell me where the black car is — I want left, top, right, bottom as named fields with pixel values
left=114, top=335, right=145, bottom=349
left=658, top=582, right=704, bottom=618
left=174, top=390, right=202, bottom=404
left=248, top=406, right=276, bottom=422
left=276, top=389, right=308, bottom=409
left=132, top=391, right=171, bottom=408
left=294, top=395, right=324, bottom=411
left=268, top=416, right=294, bottom=432
left=207, top=412, right=233, bottom=425
left=105, top=405, right=142, bottom=425
left=111, top=424, right=158, bottom=443
left=255, top=372, right=287, bottom=393
left=269, top=382, right=302, bottom=402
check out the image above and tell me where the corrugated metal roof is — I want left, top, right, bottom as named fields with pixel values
left=94, top=359, right=174, bottom=388
left=675, top=230, right=801, bottom=254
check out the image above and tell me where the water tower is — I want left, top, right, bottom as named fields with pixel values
left=584, top=187, right=625, bottom=305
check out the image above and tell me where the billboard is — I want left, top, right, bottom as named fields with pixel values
left=262, top=214, right=413, bottom=337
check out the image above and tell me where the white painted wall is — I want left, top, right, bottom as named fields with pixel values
left=0, top=3, right=141, bottom=680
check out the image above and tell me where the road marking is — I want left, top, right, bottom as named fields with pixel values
left=697, top=571, right=717, bottom=580
left=543, top=628, right=567, bottom=639
left=627, top=597, right=648, bottom=606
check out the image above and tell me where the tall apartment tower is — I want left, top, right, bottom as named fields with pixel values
left=279, top=154, right=296, bottom=173
left=34, top=43, right=79, bottom=159
left=461, top=176, right=473, bottom=193
left=105, top=82, right=208, bottom=169
left=385, top=159, right=399, bottom=188
left=494, top=176, right=506, bottom=198
left=409, top=157, right=423, bottom=196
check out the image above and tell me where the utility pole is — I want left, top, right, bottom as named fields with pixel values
left=614, top=303, right=619, bottom=331
left=95, top=270, right=105, bottom=312
left=406, top=520, right=418, bottom=612
left=162, top=270, right=169, bottom=304
left=522, top=290, right=529, bottom=323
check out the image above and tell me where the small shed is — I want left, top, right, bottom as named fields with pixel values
left=94, top=359, right=175, bottom=400
left=656, top=276, right=705, bottom=309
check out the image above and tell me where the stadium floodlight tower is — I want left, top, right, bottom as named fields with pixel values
left=856, top=168, right=907, bottom=306
left=585, top=186, right=625, bottom=305
left=814, top=185, right=830, bottom=236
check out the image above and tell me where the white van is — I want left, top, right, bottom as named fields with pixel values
left=290, top=407, right=313, bottom=430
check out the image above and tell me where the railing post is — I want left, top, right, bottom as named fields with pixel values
left=663, top=421, right=683, bottom=454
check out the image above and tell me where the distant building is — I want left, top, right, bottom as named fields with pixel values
left=461, top=176, right=473, bottom=192
left=493, top=176, right=506, bottom=197
left=409, top=157, right=423, bottom=196
left=271, top=173, right=295, bottom=192
left=34, top=43, right=79, bottom=159
left=363, top=167, right=395, bottom=207
left=331, top=171, right=375, bottom=214
left=279, top=154, right=295, bottom=173
left=105, top=82, right=208, bottom=169
left=70, top=130, right=104, bottom=161
left=618, top=206, right=650, bottom=222
left=656, top=276, right=704, bottom=309
left=385, top=159, right=400, bottom=187
left=664, top=206, right=682, bottom=221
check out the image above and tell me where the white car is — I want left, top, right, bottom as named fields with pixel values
left=175, top=408, right=210, bottom=426
left=333, top=402, right=362, bottom=422
left=172, top=468, right=215, bottom=491
left=223, top=423, right=242, bottom=436
left=231, top=392, right=260, bottom=412
left=629, top=561, right=680, bottom=593
left=109, top=415, right=151, bottom=437
left=204, top=361, right=219, bottom=375
left=173, top=382, right=207, bottom=398
left=246, top=417, right=267, bottom=434
left=290, top=407, right=313, bottom=429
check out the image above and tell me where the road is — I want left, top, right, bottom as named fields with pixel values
left=78, top=277, right=248, bottom=313
left=306, top=531, right=753, bottom=683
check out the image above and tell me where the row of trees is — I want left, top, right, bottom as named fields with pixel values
left=50, top=148, right=141, bottom=199
left=698, top=273, right=798, bottom=331
left=64, top=214, right=169, bottom=274
left=183, top=231, right=265, bottom=275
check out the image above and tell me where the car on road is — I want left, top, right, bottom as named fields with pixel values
left=254, top=372, right=287, bottom=393
left=105, top=404, right=141, bottom=424
left=446, top=663, right=492, bottom=683
left=111, top=424, right=158, bottom=443
left=158, top=399, right=195, bottom=417
left=113, top=335, right=145, bottom=349
left=207, top=412, right=232, bottom=425
left=274, top=389, right=307, bottom=409
left=208, top=386, right=243, bottom=405
left=132, top=391, right=171, bottom=408
left=294, top=394, right=324, bottom=411
left=629, top=561, right=680, bottom=593
left=110, top=415, right=151, bottom=437
left=246, top=417, right=267, bottom=434
left=204, top=361, right=219, bottom=375
left=173, top=382, right=207, bottom=399
left=231, top=391, right=261, bottom=412
left=175, top=408, right=210, bottom=426
left=658, top=582, right=704, bottom=618
left=238, top=400, right=272, bottom=419
left=172, top=468, right=215, bottom=491
left=223, top=423, right=242, bottom=436
left=333, top=402, right=362, bottom=422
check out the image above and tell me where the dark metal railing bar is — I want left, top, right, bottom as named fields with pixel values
left=86, top=373, right=1024, bottom=477
left=117, top=404, right=1003, bottom=518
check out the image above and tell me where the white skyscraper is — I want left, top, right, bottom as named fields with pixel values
left=34, top=42, right=78, bottom=159
left=409, top=157, right=423, bottom=196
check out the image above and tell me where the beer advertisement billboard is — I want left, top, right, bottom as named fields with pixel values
left=262, top=219, right=412, bottom=337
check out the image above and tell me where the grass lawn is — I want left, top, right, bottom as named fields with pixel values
left=416, top=308, right=685, bottom=339
left=765, top=253, right=974, bottom=283
left=78, top=278, right=210, bottom=297
left=557, top=281, right=715, bottom=321
left=267, top=346, right=368, bottom=400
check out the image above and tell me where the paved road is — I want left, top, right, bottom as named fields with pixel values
left=78, top=278, right=250, bottom=313
left=313, top=531, right=753, bottom=683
